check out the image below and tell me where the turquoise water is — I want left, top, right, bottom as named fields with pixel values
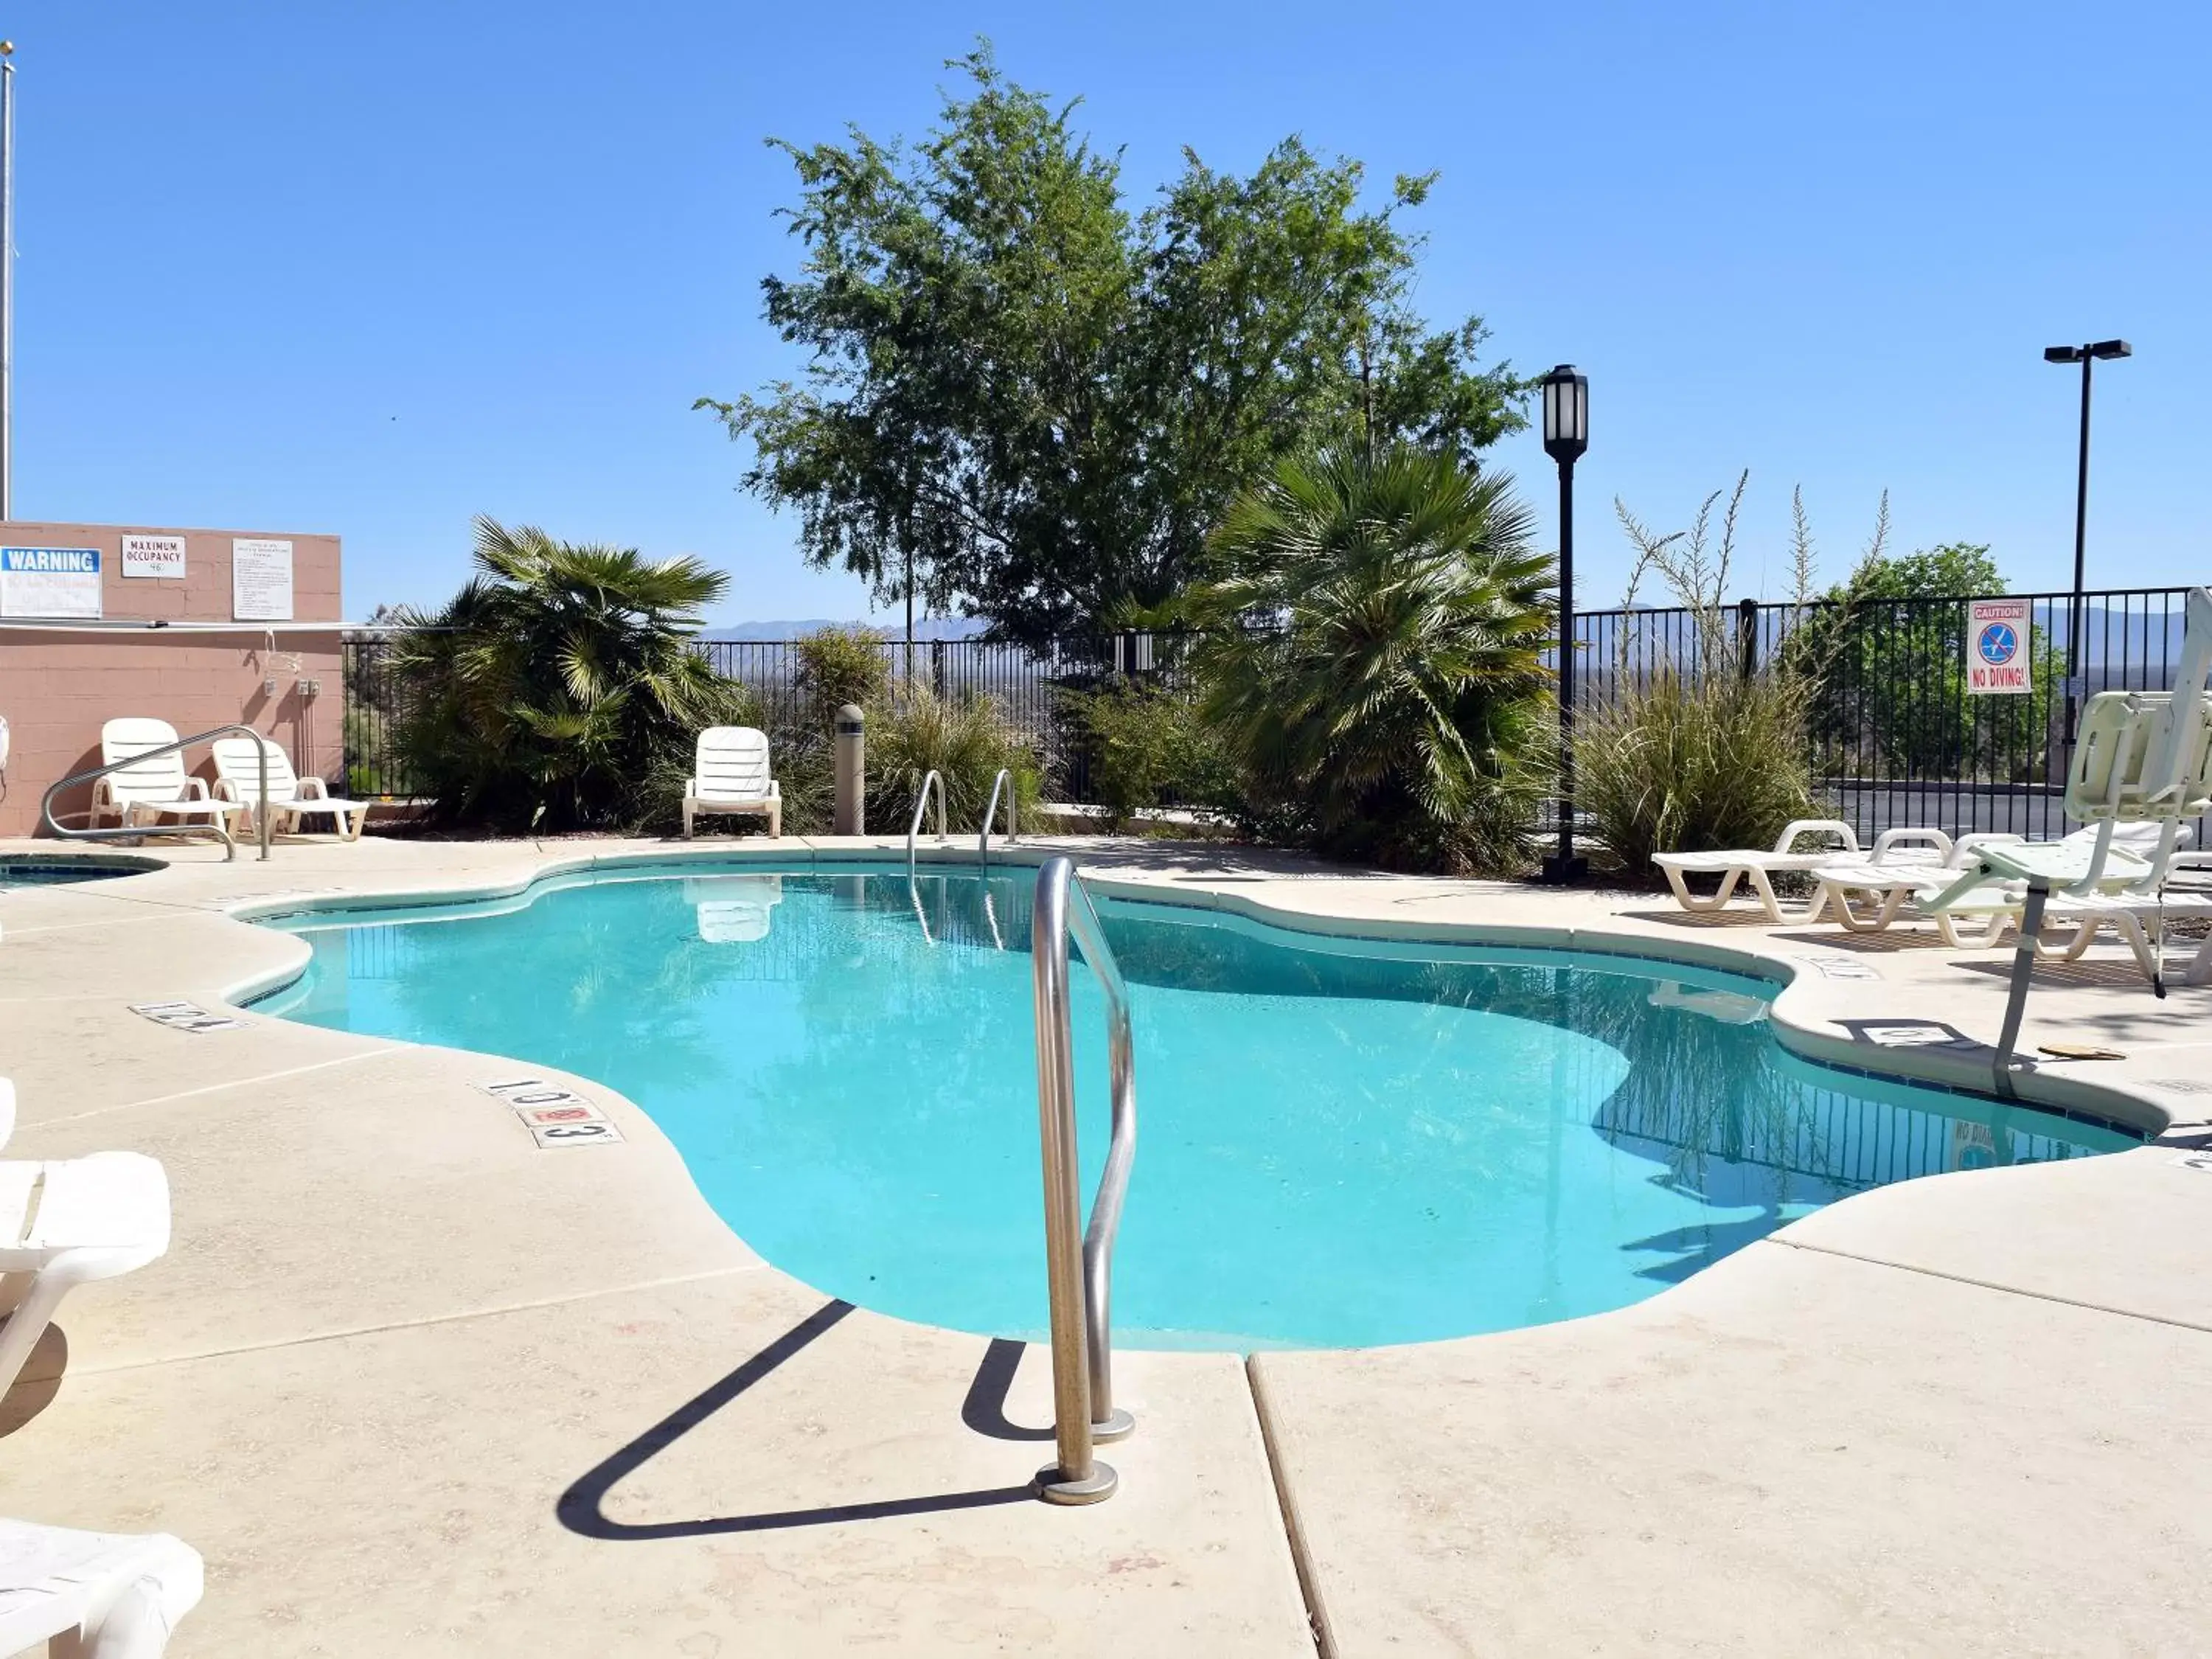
left=254, top=865, right=2132, bottom=1349
left=0, top=858, right=139, bottom=888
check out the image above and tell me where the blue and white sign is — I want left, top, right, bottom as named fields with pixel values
left=0, top=546, right=104, bottom=619
left=1966, top=597, right=2031, bottom=695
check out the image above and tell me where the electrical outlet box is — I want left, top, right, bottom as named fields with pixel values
left=262, top=676, right=279, bottom=698
left=298, top=677, right=321, bottom=698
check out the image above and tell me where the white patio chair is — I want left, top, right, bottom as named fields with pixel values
left=209, top=736, right=371, bottom=842
left=683, top=727, right=781, bottom=839
left=89, top=720, right=246, bottom=840
left=0, top=1519, right=203, bottom=1658
left=1650, top=818, right=1860, bottom=922
left=0, top=1079, right=174, bottom=1398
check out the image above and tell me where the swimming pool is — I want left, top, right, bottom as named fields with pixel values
left=254, top=863, right=2132, bottom=1350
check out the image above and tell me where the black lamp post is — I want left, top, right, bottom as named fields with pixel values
left=1541, top=364, right=1589, bottom=884
left=2043, top=338, right=2130, bottom=742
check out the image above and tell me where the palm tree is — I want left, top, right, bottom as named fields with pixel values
left=391, top=516, right=749, bottom=830
left=1182, top=445, right=1556, bottom=872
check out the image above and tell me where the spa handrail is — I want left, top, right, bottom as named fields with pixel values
left=1029, top=855, right=1137, bottom=1504
left=41, top=723, right=274, bottom=863
left=905, top=769, right=946, bottom=878
left=978, top=768, right=1018, bottom=869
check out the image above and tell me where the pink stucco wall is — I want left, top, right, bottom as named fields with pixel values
left=0, top=521, right=345, bottom=838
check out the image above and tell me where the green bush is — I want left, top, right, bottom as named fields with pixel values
left=389, top=516, right=750, bottom=832
left=1180, top=444, right=1556, bottom=874
left=1060, top=679, right=1236, bottom=830
left=1580, top=476, right=1870, bottom=872
left=862, top=682, right=1043, bottom=833
left=793, top=625, right=891, bottom=729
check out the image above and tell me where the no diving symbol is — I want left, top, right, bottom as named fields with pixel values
left=1978, top=622, right=2019, bottom=666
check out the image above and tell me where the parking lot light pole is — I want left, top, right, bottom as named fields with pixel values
left=1540, top=364, right=1589, bottom=885
left=2042, top=338, right=2131, bottom=742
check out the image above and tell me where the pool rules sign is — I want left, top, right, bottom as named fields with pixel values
left=1966, top=598, right=2031, bottom=695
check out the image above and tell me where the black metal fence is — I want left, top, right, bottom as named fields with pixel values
left=341, top=583, right=2201, bottom=842
left=1568, top=585, right=2199, bottom=843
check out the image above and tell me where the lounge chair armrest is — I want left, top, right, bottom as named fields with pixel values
left=1870, top=827, right=1952, bottom=861
left=768, top=780, right=781, bottom=800
left=684, top=778, right=703, bottom=798
left=298, top=775, right=330, bottom=799
left=1778, top=818, right=1858, bottom=855
left=212, top=778, right=238, bottom=802
left=182, top=776, right=210, bottom=800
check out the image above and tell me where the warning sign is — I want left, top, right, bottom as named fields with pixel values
left=1966, top=598, right=2031, bottom=695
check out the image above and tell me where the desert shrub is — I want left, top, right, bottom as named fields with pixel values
left=1181, top=444, right=1556, bottom=874
left=862, top=681, right=1043, bottom=832
left=390, top=517, right=750, bottom=832
left=1578, top=476, right=1877, bottom=872
left=1060, top=679, right=1237, bottom=830
left=793, top=625, right=891, bottom=728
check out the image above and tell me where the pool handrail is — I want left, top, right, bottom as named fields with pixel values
left=1029, top=855, right=1137, bottom=1504
left=40, top=722, right=274, bottom=863
left=905, top=769, right=947, bottom=878
left=978, top=768, right=1018, bottom=869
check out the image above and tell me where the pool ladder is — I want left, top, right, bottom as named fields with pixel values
left=40, top=721, right=276, bottom=863
left=1029, top=855, right=1136, bottom=1503
left=903, top=768, right=1018, bottom=877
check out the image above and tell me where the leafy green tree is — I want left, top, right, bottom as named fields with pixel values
left=390, top=517, right=749, bottom=831
left=700, top=45, right=1526, bottom=649
left=1180, top=445, right=1555, bottom=873
left=1790, top=542, right=2061, bottom=781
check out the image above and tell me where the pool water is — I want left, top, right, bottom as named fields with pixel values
left=0, top=858, right=142, bottom=888
left=255, top=866, right=2132, bottom=1350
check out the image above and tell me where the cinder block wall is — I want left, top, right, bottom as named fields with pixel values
left=0, top=522, right=344, bottom=838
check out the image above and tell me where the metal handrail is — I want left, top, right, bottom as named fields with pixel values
left=1029, top=855, right=1137, bottom=1505
left=978, top=768, right=1018, bottom=869
left=905, top=768, right=946, bottom=877
left=41, top=723, right=275, bottom=863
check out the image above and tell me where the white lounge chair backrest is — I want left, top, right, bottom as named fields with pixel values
left=0, top=1517, right=204, bottom=1658
left=98, top=718, right=190, bottom=808
left=694, top=727, right=773, bottom=803
left=2063, top=586, right=2212, bottom=887
left=210, top=736, right=303, bottom=806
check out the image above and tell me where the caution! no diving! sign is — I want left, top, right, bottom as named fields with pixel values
left=1966, top=598, right=2031, bottom=695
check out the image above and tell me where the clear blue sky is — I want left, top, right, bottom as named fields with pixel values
left=6, top=0, right=2206, bottom=625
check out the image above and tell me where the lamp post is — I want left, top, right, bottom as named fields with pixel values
left=2042, top=338, right=2130, bottom=743
left=1541, top=364, right=1588, bottom=884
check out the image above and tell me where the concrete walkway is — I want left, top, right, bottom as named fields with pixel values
left=0, top=832, right=2206, bottom=1656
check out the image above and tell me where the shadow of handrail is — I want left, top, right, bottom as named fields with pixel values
left=555, top=1299, right=1036, bottom=1540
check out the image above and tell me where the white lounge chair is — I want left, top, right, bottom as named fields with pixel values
left=1924, top=587, right=2212, bottom=990
left=0, top=1079, right=173, bottom=1399
left=89, top=720, right=246, bottom=841
left=210, top=736, right=371, bottom=841
left=0, top=1518, right=202, bottom=1658
left=1651, top=818, right=1860, bottom=922
left=683, top=727, right=781, bottom=839
left=1809, top=824, right=2183, bottom=947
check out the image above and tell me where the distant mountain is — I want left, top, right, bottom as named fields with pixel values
left=702, top=616, right=992, bottom=642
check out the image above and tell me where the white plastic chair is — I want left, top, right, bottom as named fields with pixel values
left=682, top=727, right=781, bottom=838
left=209, top=736, right=370, bottom=842
left=0, top=1079, right=173, bottom=1399
left=0, top=1519, right=203, bottom=1658
left=89, top=720, right=245, bottom=838
left=1650, top=818, right=1860, bottom=922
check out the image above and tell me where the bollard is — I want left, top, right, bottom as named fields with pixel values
left=833, top=703, right=866, bottom=835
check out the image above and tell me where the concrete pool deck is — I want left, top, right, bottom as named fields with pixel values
left=0, top=832, right=2206, bottom=1655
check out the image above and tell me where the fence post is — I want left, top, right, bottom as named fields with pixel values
left=931, top=639, right=947, bottom=698
left=1736, top=597, right=1759, bottom=682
